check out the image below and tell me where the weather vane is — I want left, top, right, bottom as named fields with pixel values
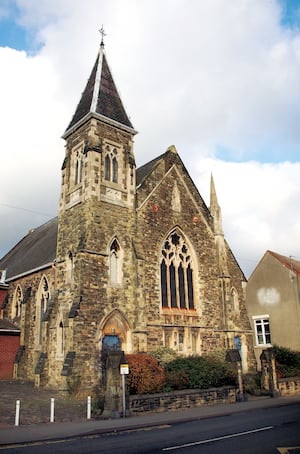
left=99, top=25, right=106, bottom=46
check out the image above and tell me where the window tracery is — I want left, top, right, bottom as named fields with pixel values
left=160, top=230, right=194, bottom=310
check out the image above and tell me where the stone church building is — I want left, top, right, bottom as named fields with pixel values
left=0, top=39, right=255, bottom=390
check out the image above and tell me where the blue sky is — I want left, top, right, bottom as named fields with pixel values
left=1, top=1, right=300, bottom=54
left=1, top=0, right=300, bottom=277
left=279, top=0, right=300, bottom=27
left=0, top=2, right=27, bottom=51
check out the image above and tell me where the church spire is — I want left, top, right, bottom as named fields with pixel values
left=210, top=173, right=224, bottom=236
left=63, top=31, right=136, bottom=138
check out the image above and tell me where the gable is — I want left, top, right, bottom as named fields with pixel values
left=136, top=148, right=213, bottom=229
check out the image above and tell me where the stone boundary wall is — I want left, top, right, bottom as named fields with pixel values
left=278, top=377, right=300, bottom=396
left=129, top=386, right=237, bottom=414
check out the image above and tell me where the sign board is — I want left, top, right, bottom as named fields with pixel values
left=225, top=349, right=241, bottom=363
left=120, top=363, right=129, bottom=375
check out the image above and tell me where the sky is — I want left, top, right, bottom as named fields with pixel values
left=0, top=0, right=300, bottom=278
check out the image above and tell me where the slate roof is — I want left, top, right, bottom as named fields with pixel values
left=0, top=319, right=20, bottom=333
left=136, top=153, right=164, bottom=187
left=65, top=44, right=134, bottom=135
left=268, top=250, right=300, bottom=276
left=0, top=218, right=58, bottom=281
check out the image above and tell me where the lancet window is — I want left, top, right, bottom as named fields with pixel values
left=231, top=287, right=239, bottom=312
left=160, top=230, right=194, bottom=310
left=109, top=238, right=122, bottom=285
left=57, top=319, right=64, bottom=357
left=36, top=276, right=50, bottom=345
left=104, top=146, right=118, bottom=183
left=74, top=148, right=84, bottom=185
left=12, top=285, right=23, bottom=318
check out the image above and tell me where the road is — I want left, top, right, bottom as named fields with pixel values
left=1, top=402, right=300, bottom=453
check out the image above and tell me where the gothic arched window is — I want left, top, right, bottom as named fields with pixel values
left=12, top=285, right=23, bottom=318
left=109, top=239, right=122, bottom=285
left=105, top=152, right=111, bottom=181
left=74, top=148, right=83, bottom=185
left=160, top=230, right=195, bottom=310
left=112, top=156, right=118, bottom=183
left=36, top=276, right=50, bottom=345
left=57, top=319, right=64, bottom=357
left=231, top=288, right=239, bottom=312
left=104, top=146, right=118, bottom=183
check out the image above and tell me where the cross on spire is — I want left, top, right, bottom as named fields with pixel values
left=99, top=25, right=106, bottom=47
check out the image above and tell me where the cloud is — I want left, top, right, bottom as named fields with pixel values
left=0, top=0, right=300, bottom=278
left=192, top=158, right=300, bottom=274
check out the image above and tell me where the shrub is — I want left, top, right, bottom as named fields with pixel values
left=151, top=347, right=178, bottom=366
left=165, top=369, right=190, bottom=390
left=273, top=345, right=300, bottom=378
left=164, top=355, right=236, bottom=390
left=243, top=373, right=261, bottom=395
left=127, top=353, right=166, bottom=394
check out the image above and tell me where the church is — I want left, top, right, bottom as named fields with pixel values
left=0, top=37, right=255, bottom=390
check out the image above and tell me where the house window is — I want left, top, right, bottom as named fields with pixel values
left=109, top=238, right=122, bottom=285
left=74, top=148, right=83, bottom=185
left=104, top=146, right=118, bottom=183
left=160, top=230, right=194, bottom=310
left=12, top=285, right=23, bottom=318
left=253, top=316, right=271, bottom=346
left=36, top=276, right=50, bottom=345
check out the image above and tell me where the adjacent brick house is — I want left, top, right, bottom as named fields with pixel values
left=0, top=39, right=255, bottom=391
left=0, top=272, right=20, bottom=378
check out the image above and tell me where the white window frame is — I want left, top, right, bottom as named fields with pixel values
left=252, top=315, right=272, bottom=347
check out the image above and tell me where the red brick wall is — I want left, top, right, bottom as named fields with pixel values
left=0, top=334, right=20, bottom=378
left=0, top=288, right=7, bottom=307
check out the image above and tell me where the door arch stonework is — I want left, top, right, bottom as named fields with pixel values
left=98, top=309, right=132, bottom=353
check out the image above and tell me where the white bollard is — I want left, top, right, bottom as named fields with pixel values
left=50, top=397, right=55, bottom=423
left=87, top=395, right=91, bottom=420
left=15, top=400, right=20, bottom=426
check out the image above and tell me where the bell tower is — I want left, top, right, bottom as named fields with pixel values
left=51, top=33, right=138, bottom=388
left=57, top=34, right=137, bottom=261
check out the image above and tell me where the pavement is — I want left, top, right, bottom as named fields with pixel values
left=1, top=394, right=300, bottom=447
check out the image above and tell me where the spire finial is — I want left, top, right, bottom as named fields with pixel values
left=99, top=25, right=106, bottom=47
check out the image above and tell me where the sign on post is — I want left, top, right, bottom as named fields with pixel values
left=120, top=363, right=129, bottom=418
left=120, top=363, right=129, bottom=375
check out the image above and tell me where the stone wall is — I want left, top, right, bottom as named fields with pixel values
left=129, top=386, right=237, bottom=414
left=278, top=377, right=300, bottom=396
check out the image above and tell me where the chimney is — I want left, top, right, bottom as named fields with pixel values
left=0, top=270, right=7, bottom=284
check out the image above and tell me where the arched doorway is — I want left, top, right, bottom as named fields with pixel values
left=99, top=309, right=131, bottom=384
